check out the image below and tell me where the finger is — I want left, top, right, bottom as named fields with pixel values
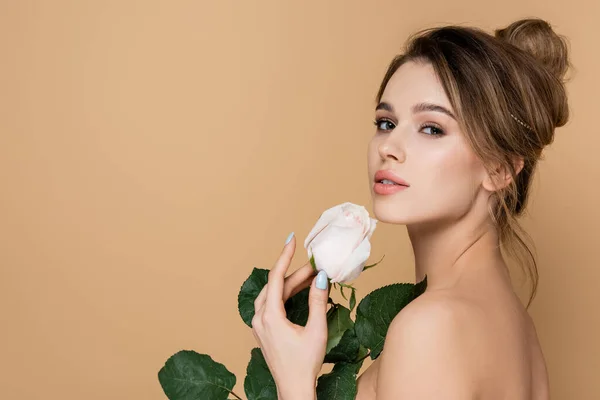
left=282, top=262, right=317, bottom=301
left=254, top=283, right=268, bottom=315
left=306, top=270, right=329, bottom=337
left=266, top=232, right=296, bottom=312
left=255, top=262, right=315, bottom=315
left=284, top=275, right=314, bottom=303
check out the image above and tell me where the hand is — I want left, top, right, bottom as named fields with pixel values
left=252, top=232, right=331, bottom=399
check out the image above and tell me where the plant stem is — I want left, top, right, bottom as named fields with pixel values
left=229, top=390, right=244, bottom=400
left=326, top=302, right=339, bottom=318
left=355, top=351, right=371, bottom=364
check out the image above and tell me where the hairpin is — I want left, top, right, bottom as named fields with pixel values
left=510, top=113, right=533, bottom=131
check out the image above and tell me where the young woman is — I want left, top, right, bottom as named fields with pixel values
left=251, top=18, right=570, bottom=399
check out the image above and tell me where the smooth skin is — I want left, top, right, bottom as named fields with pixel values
left=357, top=60, right=550, bottom=399
left=253, top=60, right=550, bottom=399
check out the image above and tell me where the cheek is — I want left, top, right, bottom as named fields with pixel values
left=367, top=139, right=379, bottom=172
left=420, top=144, right=482, bottom=202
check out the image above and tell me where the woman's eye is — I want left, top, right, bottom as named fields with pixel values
left=373, top=119, right=395, bottom=131
left=421, top=124, right=445, bottom=137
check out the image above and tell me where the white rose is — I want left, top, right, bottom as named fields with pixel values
left=304, top=202, right=378, bottom=284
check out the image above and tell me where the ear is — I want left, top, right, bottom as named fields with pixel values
left=482, top=156, right=524, bottom=192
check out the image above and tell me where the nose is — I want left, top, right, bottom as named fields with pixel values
left=377, top=139, right=406, bottom=163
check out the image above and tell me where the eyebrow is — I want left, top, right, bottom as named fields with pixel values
left=376, top=101, right=456, bottom=121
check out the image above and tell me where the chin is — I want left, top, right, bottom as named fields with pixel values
left=371, top=197, right=415, bottom=225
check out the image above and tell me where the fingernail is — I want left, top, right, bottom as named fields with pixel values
left=285, top=232, right=294, bottom=245
left=316, top=270, right=328, bottom=290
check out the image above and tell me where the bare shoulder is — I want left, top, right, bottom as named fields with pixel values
left=394, top=289, right=487, bottom=331
left=386, top=290, right=485, bottom=352
left=375, top=291, right=484, bottom=399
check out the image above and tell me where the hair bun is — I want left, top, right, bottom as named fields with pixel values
left=495, top=18, right=570, bottom=81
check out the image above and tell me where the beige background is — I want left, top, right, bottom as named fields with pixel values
left=1, top=1, right=598, bottom=399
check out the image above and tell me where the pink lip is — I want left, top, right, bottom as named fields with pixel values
left=373, top=182, right=408, bottom=195
left=374, top=170, right=410, bottom=186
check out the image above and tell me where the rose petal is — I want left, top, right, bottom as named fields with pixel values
left=310, top=224, right=364, bottom=275
left=304, top=202, right=378, bottom=284
left=333, top=237, right=372, bottom=283
left=366, top=218, right=378, bottom=239
left=304, top=202, right=351, bottom=254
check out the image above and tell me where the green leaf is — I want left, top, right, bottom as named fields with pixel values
left=363, top=254, right=385, bottom=271
left=238, top=268, right=314, bottom=328
left=244, top=348, right=277, bottom=400
left=346, top=344, right=370, bottom=375
left=414, top=275, right=428, bottom=298
left=337, top=282, right=356, bottom=306
left=355, top=344, right=369, bottom=362
left=238, top=268, right=269, bottom=327
left=339, top=285, right=347, bottom=301
left=316, top=362, right=358, bottom=400
left=324, top=326, right=360, bottom=364
left=326, top=305, right=354, bottom=353
left=284, top=287, right=310, bottom=326
left=158, top=350, right=236, bottom=400
left=354, top=283, right=417, bottom=360
left=310, top=254, right=317, bottom=271
left=349, top=288, right=356, bottom=312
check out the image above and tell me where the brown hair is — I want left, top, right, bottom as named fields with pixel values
left=376, top=18, right=571, bottom=308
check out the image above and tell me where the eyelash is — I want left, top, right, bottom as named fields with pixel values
left=372, top=118, right=445, bottom=137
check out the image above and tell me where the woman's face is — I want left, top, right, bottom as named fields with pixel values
left=367, top=60, right=489, bottom=227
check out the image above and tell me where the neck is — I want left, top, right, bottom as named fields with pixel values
left=407, top=203, right=507, bottom=291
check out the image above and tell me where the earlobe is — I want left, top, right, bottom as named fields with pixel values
left=482, top=156, right=524, bottom=192
left=482, top=168, right=504, bottom=192
left=513, top=156, right=525, bottom=177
